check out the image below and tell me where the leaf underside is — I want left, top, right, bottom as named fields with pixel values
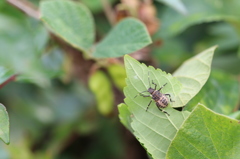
left=173, top=46, right=216, bottom=107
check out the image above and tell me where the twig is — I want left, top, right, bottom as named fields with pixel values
left=0, top=74, right=18, bottom=89
left=7, top=0, right=40, bottom=19
left=101, top=0, right=115, bottom=25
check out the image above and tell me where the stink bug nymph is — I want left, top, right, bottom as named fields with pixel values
left=134, top=72, right=174, bottom=116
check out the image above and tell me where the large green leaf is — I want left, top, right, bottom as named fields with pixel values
left=167, top=104, right=240, bottom=159
left=93, top=18, right=152, bottom=58
left=158, top=0, right=240, bottom=37
left=40, top=0, right=94, bottom=53
left=155, top=0, right=187, bottom=15
left=173, top=46, right=216, bottom=107
left=0, top=104, right=9, bottom=144
left=120, top=55, right=189, bottom=158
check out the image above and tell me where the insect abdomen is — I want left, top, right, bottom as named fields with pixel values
left=156, top=97, right=168, bottom=108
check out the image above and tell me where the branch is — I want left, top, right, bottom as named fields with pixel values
left=7, top=0, right=40, bottom=20
left=0, top=74, right=18, bottom=89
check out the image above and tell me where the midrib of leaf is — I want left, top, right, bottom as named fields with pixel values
left=200, top=109, right=220, bottom=158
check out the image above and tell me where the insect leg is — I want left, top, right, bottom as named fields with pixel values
left=134, top=91, right=150, bottom=98
left=152, top=80, right=157, bottom=90
left=158, top=83, right=167, bottom=91
left=146, top=100, right=153, bottom=112
left=157, top=107, right=170, bottom=116
left=165, top=94, right=175, bottom=102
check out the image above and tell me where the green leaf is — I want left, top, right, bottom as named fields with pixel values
left=124, top=55, right=183, bottom=107
left=40, top=0, right=94, bottom=53
left=119, top=55, right=189, bottom=158
left=118, top=103, right=133, bottom=132
left=120, top=55, right=190, bottom=158
left=173, top=46, right=216, bottom=107
left=93, top=18, right=152, bottom=58
left=89, top=70, right=113, bottom=115
left=155, top=0, right=187, bottom=15
left=167, top=104, right=240, bottom=159
left=229, top=111, right=240, bottom=120
left=0, top=104, right=10, bottom=144
left=107, top=64, right=126, bottom=90
left=158, top=0, right=240, bottom=37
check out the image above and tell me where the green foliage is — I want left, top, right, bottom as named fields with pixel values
left=93, top=18, right=152, bottom=58
left=40, top=0, right=94, bottom=53
left=119, top=50, right=240, bottom=158
left=155, top=0, right=187, bottom=14
left=167, top=104, right=240, bottom=159
left=1, top=0, right=240, bottom=158
left=158, top=0, right=240, bottom=38
left=107, top=64, right=126, bottom=90
left=0, top=104, right=9, bottom=144
left=41, top=2, right=151, bottom=58
left=89, top=70, right=113, bottom=115
left=0, top=4, right=64, bottom=87
left=81, top=0, right=117, bottom=13
left=186, top=70, right=239, bottom=115
left=173, top=46, right=216, bottom=107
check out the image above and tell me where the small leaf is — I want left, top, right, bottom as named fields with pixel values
left=107, top=64, right=126, bottom=90
left=0, top=104, right=10, bottom=144
left=167, top=104, right=240, bottom=159
left=89, top=70, right=113, bottom=115
left=156, top=0, right=187, bottom=15
left=40, top=0, right=94, bottom=53
left=93, top=18, right=152, bottom=58
left=173, top=46, right=216, bottom=107
left=118, top=103, right=133, bottom=132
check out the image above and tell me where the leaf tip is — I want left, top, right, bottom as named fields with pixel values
left=123, top=54, right=132, bottom=62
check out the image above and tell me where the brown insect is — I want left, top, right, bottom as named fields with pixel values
left=134, top=72, right=174, bottom=116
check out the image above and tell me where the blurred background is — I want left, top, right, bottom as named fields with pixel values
left=0, top=0, right=239, bottom=158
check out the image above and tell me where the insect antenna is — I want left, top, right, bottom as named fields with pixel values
left=148, top=71, right=151, bottom=88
